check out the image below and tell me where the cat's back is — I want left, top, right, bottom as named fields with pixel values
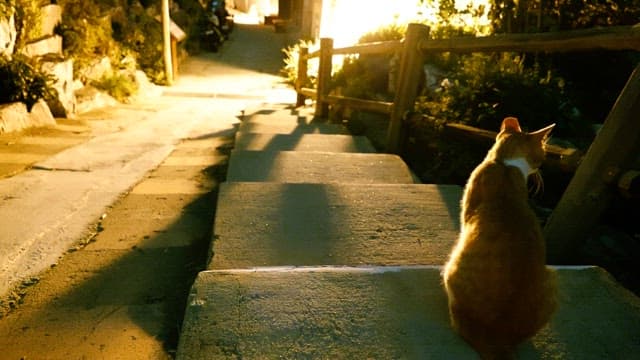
left=461, top=159, right=534, bottom=228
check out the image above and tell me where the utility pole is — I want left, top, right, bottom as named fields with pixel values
left=161, top=0, right=173, bottom=85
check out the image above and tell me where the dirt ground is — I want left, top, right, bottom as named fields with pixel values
left=0, top=120, right=232, bottom=359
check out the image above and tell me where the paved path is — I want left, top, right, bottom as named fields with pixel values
left=0, top=23, right=295, bottom=305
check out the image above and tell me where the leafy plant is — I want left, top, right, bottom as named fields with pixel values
left=0, top=54, right=57, bottom=110
left=330, top=24, right=406, bottom=101
left=419, top=52, right=585, bottom=140
left=11, top=0, right=42, bottom=52
left=281, top=39, right=319, bottom=87
left=117, top=6, right=166, bottom=84
left=0, top=0, right=16, bottom=22
left=91, top=71, right=138, bottom=102
left=57, top=0, right=121, bottom=79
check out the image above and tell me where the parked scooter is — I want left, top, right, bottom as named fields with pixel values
left=210, top=0, right=234, bottom=39
left=200, top=6, right=226, bottom=52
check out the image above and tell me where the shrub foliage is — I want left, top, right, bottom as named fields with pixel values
left=0, top=54, right=57, bottom=111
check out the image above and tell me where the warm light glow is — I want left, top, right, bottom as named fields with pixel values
left=319, top=0, right=491, bottom=47
left=231, top=0, right=278, bottom=24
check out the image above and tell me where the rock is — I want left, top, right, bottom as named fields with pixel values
left=28, top=100, right=56, bottom=127
left=39, top=4, right=62, bottom=38
left=0, top=102, right=29, bottom=133
left=42, top=58, right=77, bottom=117
left=131, top=70, right=162, bottom=99
left=0, top=13, right=16, bottom=56
left=74, top=85, right=118, bottom=114
left=78, top=56, right=112, bottom=83
left=20, top=35, right=63, bottom=57
left=0, top=100, right=55, bottom=134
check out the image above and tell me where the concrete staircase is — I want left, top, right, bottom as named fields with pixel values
left=176, top=105, right=640, bottom=359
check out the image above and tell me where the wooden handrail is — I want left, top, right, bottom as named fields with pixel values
left=306, top=40, right=402, bottom=58
left=444, top=123, right=582, bottom=171
left=325, top=95, right=393, bottom=114
left=420, top=24, right=640, bottom=53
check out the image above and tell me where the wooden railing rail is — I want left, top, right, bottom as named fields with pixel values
left=420, top=24, right=640, bottom=54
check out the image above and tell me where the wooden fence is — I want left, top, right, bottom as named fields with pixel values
left=294, top=23, right=640, bottom=263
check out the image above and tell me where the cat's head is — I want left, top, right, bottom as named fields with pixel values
left=491, top=117, right=555, bottom=173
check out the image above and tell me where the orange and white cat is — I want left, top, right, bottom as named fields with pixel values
left=442, top=117, right=557, bottom=359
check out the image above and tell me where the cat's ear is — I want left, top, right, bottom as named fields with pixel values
left=501, top=117, right=522, bottom=133
left=530, top=123, right=556, bottom=142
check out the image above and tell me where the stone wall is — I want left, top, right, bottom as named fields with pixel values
left=0, top=4, right=76, bottom=132
left=0, top=101, right=56, bottom=133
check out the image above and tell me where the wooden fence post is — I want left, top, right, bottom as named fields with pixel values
left=315, top=37, right=333, bottom=118
left=386, top=23, right=430, bottom=154
left=544, top=63, right=640, bottom=263
left=296, top=46, right=309, bottom=107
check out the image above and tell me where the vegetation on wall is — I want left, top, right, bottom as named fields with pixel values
left=11, top=0, right=42, bottom=52
left=0, top=0, right=16, bottom=22
left=0, top=54, right=57, bottom=111
left=1, top=0, right=210, bottom=107
left=55, top=0, right=207, bottom=85
left=91, top=72, right=139, bottom=102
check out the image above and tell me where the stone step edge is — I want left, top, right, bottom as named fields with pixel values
left=197, top=264, right=595, bottom=275
left=228, top=149, right=407, bottom=157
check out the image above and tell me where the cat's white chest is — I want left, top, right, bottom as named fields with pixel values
left=502, top=157, right=532, bottom=181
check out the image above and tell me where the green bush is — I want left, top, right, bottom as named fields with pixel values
left=330, top=24, right=405, bottom=102
left=116, top=4, right=166, bottom=84
left=57, top=0, right=121, bottom=78
left=282, top=40, right=319, bottom=87
left=56, top=0, right=173, bottom=85
left=12, top=0, right=42, bottom=51
left=0, top=0, right=16, bottom=22
left=417, top=53, right=579, bottom=134
left=91, top=71, right=138, bottom=102
left=0, top=54, right=57, bottom=111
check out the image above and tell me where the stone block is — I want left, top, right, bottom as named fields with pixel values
left=0, top=100, right=55, bottom=134
left=74, top=85, right=118, bottom=114
left=39, top=4, right=62, bottom=37
left=29, top=100, right=56, bottom=127
left=20, top=35, right=62, bottom=57
left=42, top=58, right=77, bottom=117
left=0, top=13, right=16, bottom=56
left=78, top=56, right=112, bottom=82
left=0, top=102, right=29, bottom=133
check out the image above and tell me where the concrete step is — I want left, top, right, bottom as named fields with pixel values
left=238, top=106, right=347, bottom=134
left=234, top=132, right=376, bottom=153
left=226, top=150, right=416, bottom=183
left=241, top=105, right=315, bottom=124
left=209, top=182, right=462, bottom=269
left=177, top=266, right=640, bottom=359
left=237, top=120, right=349, bottom=135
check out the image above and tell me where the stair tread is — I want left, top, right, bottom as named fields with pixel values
left=177, top=266, right=640, bottom=359
left=226, top=151, right=416, bottom=183
left=209, top=182, right=462, bottom=269
left=234, top=132, right=377, bottom=153
left=237, top=121, right=349, bottom=134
